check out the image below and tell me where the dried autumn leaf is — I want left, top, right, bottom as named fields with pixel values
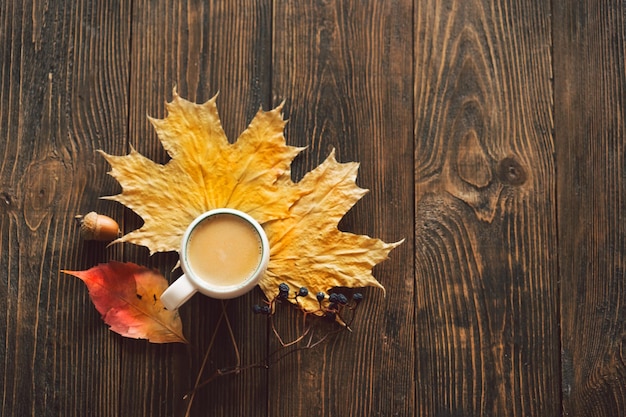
left=62, top=262, right=187, bottom=343
left=262, top=150, right=403, bottom=313
left=100, top=94, right=303, bottom=254
left=101, top=92, right=401, bottom=313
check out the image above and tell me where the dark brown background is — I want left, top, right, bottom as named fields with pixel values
left=1, top=0, right=624, bottom=416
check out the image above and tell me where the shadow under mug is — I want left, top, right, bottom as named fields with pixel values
left=160, top=208, right=270, bottom=310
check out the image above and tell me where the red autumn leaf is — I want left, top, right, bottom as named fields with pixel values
left=63, top=262, right=187, bottom=343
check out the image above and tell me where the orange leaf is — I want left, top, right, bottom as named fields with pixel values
left=63, top=262, right=187, bottom=343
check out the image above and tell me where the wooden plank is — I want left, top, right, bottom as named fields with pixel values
left=414, top=0, right=559, bottom=415
left=122, top=1, right=272, bottom=416
left=271, top=1, right=414, bottom=416
left=0, top=1, right=130, bottom=416
left=554, top=1, right=626, bottom=416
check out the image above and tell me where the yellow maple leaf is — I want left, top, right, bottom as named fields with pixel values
left=101, top=91, right=401, bottom=313
left=100, top=94, right=303, bottom=253
left=262, top=150, right=403, bottom=312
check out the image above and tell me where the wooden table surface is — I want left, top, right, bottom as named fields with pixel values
left=2, top=1, right=625, bottom=416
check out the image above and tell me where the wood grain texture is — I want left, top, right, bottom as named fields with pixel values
left=122, top=1, right=272, bottom=416
left=3, top=0, right=626, bottom=416
left=414, top=0, right=559, bottom=416
left=554, top=1, right=626, bottom=416
left=0, top=1, right=130, bottom=416
left=272, top=1, right=414, bottom=416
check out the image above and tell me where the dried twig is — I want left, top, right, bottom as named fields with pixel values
left=181, top=288, right=364, bottom=417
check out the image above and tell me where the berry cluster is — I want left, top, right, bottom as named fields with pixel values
left=253, top=283, right=364, bottom=326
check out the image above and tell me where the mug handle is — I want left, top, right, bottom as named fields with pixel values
left=160, top=274, right=197, bottom=310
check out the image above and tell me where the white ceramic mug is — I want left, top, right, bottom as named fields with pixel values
left=160, top=208, right=269, bottom=310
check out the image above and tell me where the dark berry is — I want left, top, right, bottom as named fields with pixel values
left=337, top=293, right=348, bottom=305
left=316, top=292, right=326, bottom=302
left=328, top=293, right=340, bottom=303
left=328, top=302, right=339, bottom=311
left=278, top=283, right=289, bottom=299
left=253, top=304, right=271, bottom=315
left=297, top=287, right=309, bottom=297
left=352, top=293, right=364, bottom=303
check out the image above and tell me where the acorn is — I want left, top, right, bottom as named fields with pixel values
left=75, top=211, right=121, bottom=242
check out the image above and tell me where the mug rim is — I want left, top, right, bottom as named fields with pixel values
left=180, top=208, right=269, bottom=299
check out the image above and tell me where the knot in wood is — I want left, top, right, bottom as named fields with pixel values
left=1, top=191, right=12, bottom=208
left=20, top=159, right=68, bottom=231
left=497, top=157, right=527, bottom=186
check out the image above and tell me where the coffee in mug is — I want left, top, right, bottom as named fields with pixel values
left=160, top=208, right=269, bottom=310
left=186, top=213, right=263, bottom=287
